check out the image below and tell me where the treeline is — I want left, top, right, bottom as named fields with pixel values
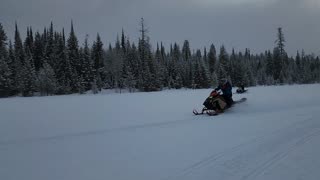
left=0, top=19, right=320, bottom=97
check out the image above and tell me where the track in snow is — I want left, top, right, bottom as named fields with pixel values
left=164, top=116, right=320, bottom=180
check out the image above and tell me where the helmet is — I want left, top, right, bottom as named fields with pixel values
left=219, top=78, right=227, bottom=85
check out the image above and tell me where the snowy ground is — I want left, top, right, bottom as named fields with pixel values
left=1, top=84, right=320, bottom=180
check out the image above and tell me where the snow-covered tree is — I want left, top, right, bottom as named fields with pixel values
left=37, top=61, right=57, bottom=95
left=92, top=33, right=104, bottom=78
left=80, top=35, right=94, bottom=91
left=2, top=21, right=320, bottom=97
left=67, top=21, right=80, bottom=92
left=0, top=23, right=12, bottom=97
left=217, top=45, right=229, bottom=80
left=138, top=18, right=159, bottom=91
left=208, top=44, right=217, bottom=75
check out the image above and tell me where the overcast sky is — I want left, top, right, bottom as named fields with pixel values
left=1, top=0, right=320, bottom=56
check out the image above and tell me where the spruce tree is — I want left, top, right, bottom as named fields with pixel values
left=229, top=49, right=237, bottom=85
left=0, top=57, right=12, bottom=97
left=154, top=43, right=165, bottom=89
left=121, top=28, right=126, bottom=53
left=92, top=34, right=104, bottom=72
left=295, top=51, right=302, bottom=83
left=67, top=21, right=80, bottom=92
left=104, top=44, right=115, bottom=89
left=265, top=50, right=273, bottom=78
left=126, top=43, right=140, bottom=89
left=182, top=40, right=191, bottom=61
left=203, top=47, right=207, bottom=65
left=138, top=18, right=151, bottom=91
left=182, top=40, right=192, bottom=87
left=273, top=27, right=287, bottom=83
left=138, top=18, right=159, bottom=91
left=55, top=30, right=72, bottom=94
left=276, top=27, right=285, bottom=59
left=23, top=47, right=37, bottom=96
left=24, top=27, right=34, bottom=55
left=199, top=58, right=211, bottom=88
left=33, top=32, right=44, bottom=71
left=273, top=47, right=281, bottom=81
left=37, top=60, right=57, bottom=95
left=206, top=44, right=217, bottom=86
left=170, top=43, right=182, bottom=89
left=217, top=45, right=229, bottom=80
left=13, top=23, right=28, bottom=95
left=113, top=36, right=126, bottom=91
left=92, top=33, right=105, bottom=90
left=0, top=23, right=12, bottom=97
left=7, top=41, right=16, bottom=94
left=192, top=51, right=202, bottom=89
left=81, top=35, right=94, bottom=90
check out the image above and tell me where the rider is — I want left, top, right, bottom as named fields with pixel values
left=215, top=78, right=234, bottom=107
left=236, top=83, right=246, bottom=93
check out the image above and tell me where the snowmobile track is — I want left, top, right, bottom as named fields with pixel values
left=164, top=117, right=320, bottom=180
left=240, top=128, right=320, bottom=180
left=0, top=118, right=195, bottom=147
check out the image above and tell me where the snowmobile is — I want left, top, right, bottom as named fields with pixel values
left=193, top=90, right=246, bottom=116
left=236, top=88, right=247, bottom=94
left=236, top=85, right=247, bottom=94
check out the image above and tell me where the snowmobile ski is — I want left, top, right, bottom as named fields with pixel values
left=206, top=111, right=219, bottom=116
left=193, top=108, right=219, bottom=116
left=193, top=109, right=204, bottom=115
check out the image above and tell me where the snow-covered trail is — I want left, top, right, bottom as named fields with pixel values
left=0, top=84, right=320, bottom=180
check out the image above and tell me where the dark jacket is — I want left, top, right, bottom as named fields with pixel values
left=215, top=81, right=232, bottom=97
